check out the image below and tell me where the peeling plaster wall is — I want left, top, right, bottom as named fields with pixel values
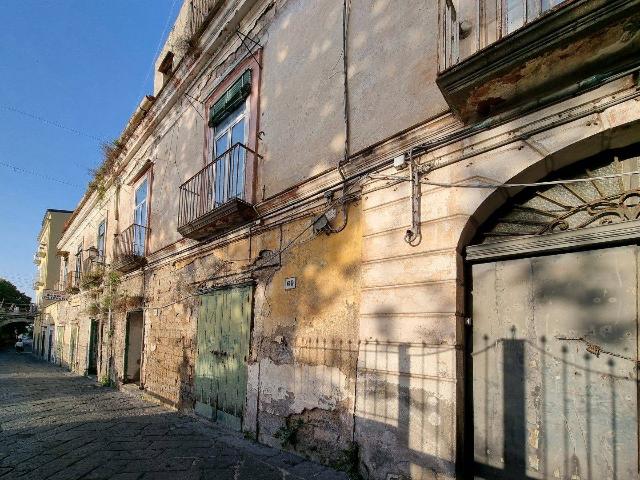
left=47, top=293, right=94, bottom=376
left=137, top=0, right=453, bottom=254
left=258, top=0, right=346, bottom=197
left=142, top=105, right=206, bottom=253
left=105, top=203, right=362, bottom=464
left=249, top=203, right=362, bottom=464
left=354, top=82, right=640, bottom=480
left=48, top=1, right=640, bottom=477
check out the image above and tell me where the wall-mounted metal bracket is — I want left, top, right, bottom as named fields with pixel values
left=235, top=29, right=263, bottom=69
left=404, top=149, right=422, bottom=246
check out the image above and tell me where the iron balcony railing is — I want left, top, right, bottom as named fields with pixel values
left=115, top=224, right=148, bottom=261
left=65, top=271, right=80, bottom=291
left=178, top=143, right=256, bottom=229
left=82, top=254, right=106, bottom=275
left=439, top=0, right=570, bottom=70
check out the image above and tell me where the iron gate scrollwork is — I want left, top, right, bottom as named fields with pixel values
left=476, top=148, right=640, bottom=244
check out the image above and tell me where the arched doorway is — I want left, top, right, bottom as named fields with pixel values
left=465, top=145, right=640, bottom=479
left=0, top=318, right=33, bottom=349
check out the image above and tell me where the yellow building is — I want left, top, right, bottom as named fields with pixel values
left=32, top=209, right=72, bottom=362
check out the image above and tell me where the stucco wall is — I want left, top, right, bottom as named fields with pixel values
left=352, top=81, right=640, bottom=480
left=347, top=0, right=448, bottom=153
left=128, top=0, right=452, bottom=255
left=248, top=204, right=362, bottom=463
left=257, top=0, right=346, bottom=198
left=145, top=106, right=206, bottom=253
left=59, top=194, right=115, bottom=276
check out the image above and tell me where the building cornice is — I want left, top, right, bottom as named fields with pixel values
left=61, top=0, right=265, bottom=243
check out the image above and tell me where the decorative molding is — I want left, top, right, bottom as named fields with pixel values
left=466, top=220, right=640, bottom=263
left=436, top=0, right=640, bottom=121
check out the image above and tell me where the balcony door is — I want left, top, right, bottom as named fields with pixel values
left=96, top=220, right=106, bottom=259
left=74, top=244, right=82, bottom=283
left=133, top=179, right=148, bottom=256
left=213, top=104, right=247, bottom=206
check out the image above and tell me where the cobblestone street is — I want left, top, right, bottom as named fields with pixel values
left=0, top=351, right=348, bottom=480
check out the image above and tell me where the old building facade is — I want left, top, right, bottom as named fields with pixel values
left=32, top=208, right=72, bottom=362
left=40, top=0, right=640, bottom=478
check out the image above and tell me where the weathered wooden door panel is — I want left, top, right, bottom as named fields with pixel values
left=472, top=246, right=638, bottom=479
left=69, top=325, right=78, bottom=370
left=88, top=319, right=98, bottom=375
left=195, top=286, right=252, bottom=430
left=125, top=312, right=144, bottom=383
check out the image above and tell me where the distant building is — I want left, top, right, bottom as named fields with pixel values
left=32, top=209, right=72, bottom=362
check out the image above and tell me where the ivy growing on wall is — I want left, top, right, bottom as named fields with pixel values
left=87, top=140, right=126, bottom=200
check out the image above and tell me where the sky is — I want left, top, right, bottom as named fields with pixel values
left=0, top=0, right=181, bottom=298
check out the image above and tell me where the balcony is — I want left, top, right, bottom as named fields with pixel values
left=61, top=271, right=81, bottom=294
left=81, top=253, right=106, bottom=289
left=178, top=143, right=258, bottom=240
left=436, top=0, right=640, bottom=122
left=112, top=224, right=148, bottom=273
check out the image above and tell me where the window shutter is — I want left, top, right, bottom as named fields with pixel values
left=208, top=69, right=252, bottom=127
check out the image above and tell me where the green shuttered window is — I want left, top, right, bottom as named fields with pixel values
left=208, top=70, right=252, bottom=128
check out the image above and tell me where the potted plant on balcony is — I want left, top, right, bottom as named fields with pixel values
left=81, top=270, right=104, bottom=291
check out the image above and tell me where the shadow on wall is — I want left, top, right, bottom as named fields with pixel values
left=256, top=329, right=458, bottom=479
left=470, top=247, right=638, bottom=480
left=472, top=331, right=635, bottom=480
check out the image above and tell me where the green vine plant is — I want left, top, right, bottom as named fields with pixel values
left=334, top=442, right=363, bottom=480
left=101, top=293, right=114, bottom=314
left=81, top=270, right=104, bottom=291
left=87, top=302, right=100, bottom=316
left=274, top=418, right=304, bottom=449
left=65, top=285, right=80, bottom=295
left=88, top=140, right=126, bottom=201
left=106, top=271, right=122, bottom=290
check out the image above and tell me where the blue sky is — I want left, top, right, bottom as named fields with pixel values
left=0, top=0, right=180, bottom=298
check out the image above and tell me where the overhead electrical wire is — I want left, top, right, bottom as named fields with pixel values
left=421, top=170, right=640, bottom=189
left=0, top=160, right=83, bottom=187
left=368, top=170, right=640, bottom=190
left=135, top=0, right=180, bottom=102
left=0, top=104, right=109, bottom=143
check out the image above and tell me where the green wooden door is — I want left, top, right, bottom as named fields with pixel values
left=69, top=325, right=78, bottom=370
left=195, top=285, right=252, bottom=430
left=55, top=326, right=65, bottom=365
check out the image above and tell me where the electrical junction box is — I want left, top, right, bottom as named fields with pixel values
left=393, top=154, right=407, bottom=170
left=285, top=277, right=296, bottom=290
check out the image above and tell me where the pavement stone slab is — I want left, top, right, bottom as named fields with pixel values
left=0, top=351, right=349, bottom=480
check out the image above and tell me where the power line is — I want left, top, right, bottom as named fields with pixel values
left=421, top=170, right=640, bottom=189
left=0, top=161, right=83, bottom=188
left=0, top=104, right=108, bottom=143
left=136, top=0, right=180, bottom=102
left=368, top=170, right=640, bottom=189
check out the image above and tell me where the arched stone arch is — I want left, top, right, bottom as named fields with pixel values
left=456, top=118, right=640, bottom=255
left=0, top=318, right=33, bottom=330
left=453, top=116, right=640, bottom=479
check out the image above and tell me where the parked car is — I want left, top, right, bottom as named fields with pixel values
left=18, top=334, right=33, bottom=351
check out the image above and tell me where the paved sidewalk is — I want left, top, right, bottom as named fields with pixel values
left=0, top=350, right=348, bottom=480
